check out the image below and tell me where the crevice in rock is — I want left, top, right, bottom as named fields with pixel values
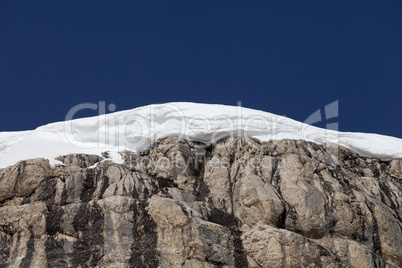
left=204, top=256, right=224, bottom=268
left=300, top=142, right=312, bottom=158
left=194, top=143, right=214, bottom=202
left=46, top=206, right=64, bottom=236
left=20, top=233, right=34, bottom=268
left=129, top=200, right=159, bottom=267
left=271, top=167, right=292, bottom=231
left=80, top=169, right=99, bottom=202
left=207, top=207, right=248, bottom=267
left=0, top=196, right=18, bottom=207
left=44, top=235, right=67, bottom=268
left=366, top=201, right=382, bottom=258
left=270, top=157, right=280, bottom=181
left=71, top=202, right=105, bottom=267
left=98, top=175, right=109, bottom=199
left=378, top=180, right=402, bottom=223
left=0, top=230, right=11, bottom=267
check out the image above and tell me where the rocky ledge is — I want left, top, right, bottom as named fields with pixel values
left=0, top=137, right=401, bottom=267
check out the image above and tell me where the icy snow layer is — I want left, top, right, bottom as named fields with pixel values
left=0, top=102, right=401, bottom=169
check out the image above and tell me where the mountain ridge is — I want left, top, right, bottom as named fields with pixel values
left=0, top=102, right=401, bottom=169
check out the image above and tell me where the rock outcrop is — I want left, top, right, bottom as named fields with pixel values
left=0, top=137, right=401, bottom=267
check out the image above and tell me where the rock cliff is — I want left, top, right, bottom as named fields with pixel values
left=0, top=137, right=401, bottom=267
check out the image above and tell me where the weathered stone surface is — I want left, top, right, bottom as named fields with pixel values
left=0, top=137, right=401, bottom=267
left=56, top=154, right=103, bottom=169
left=0, top=158, right=51, bottom=202
left=390, top=159, right=402, bottom=180
left=242, top=224, right=345, bottom=267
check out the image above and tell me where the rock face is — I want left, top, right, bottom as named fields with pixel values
left=0, top=137, right=401, bottom=267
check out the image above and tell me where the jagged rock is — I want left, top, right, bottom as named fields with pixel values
left=55, top=154, right=103, bottom=168
left=390, top=159, right=402, bottom=180
left=0, top=137, right=401, bottom=267
left=242, top=224, right=345, bottom=267
left=0, top=158, right=51, bottom=202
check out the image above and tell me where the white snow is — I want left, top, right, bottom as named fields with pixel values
left=0, top=102, right=401, bottom=169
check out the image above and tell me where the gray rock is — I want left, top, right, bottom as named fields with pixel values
left=0, top=136, right=401, bottom=267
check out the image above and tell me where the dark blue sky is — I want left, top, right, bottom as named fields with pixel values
left=1, top=1, right=401, bottom=138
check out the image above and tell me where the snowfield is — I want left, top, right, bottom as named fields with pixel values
left=0, top=102, right=401, bottom=169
